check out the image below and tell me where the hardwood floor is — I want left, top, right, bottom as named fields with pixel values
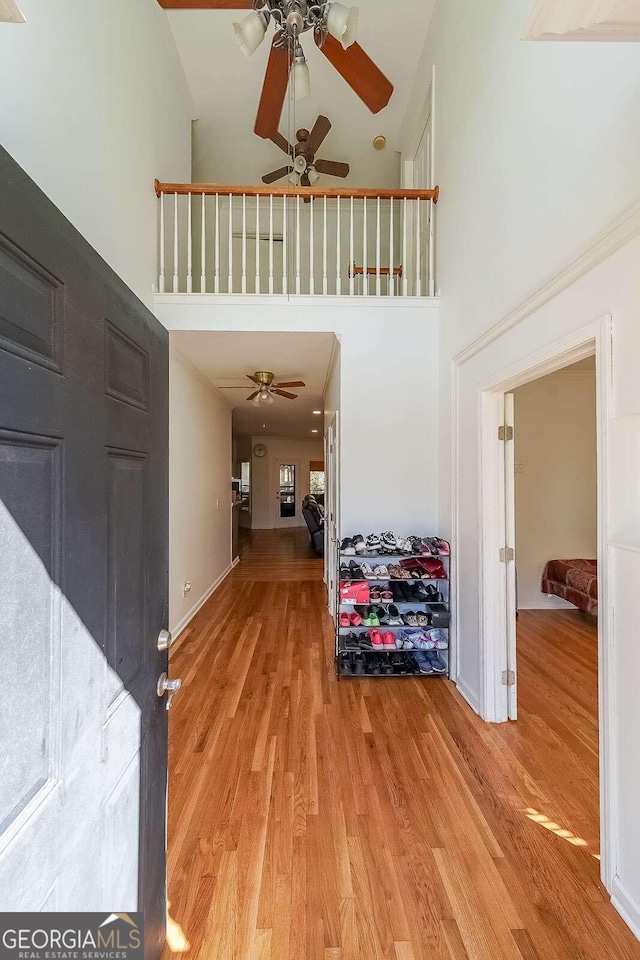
left=165, top=531, right=639, bottom=960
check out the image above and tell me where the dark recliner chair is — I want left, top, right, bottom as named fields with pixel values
left=302, top=495, right=324, bottom=556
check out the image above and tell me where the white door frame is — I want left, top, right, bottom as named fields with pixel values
left=324, top=414, right=340, bottom=616
left=477, top=314, right=614, bottom=890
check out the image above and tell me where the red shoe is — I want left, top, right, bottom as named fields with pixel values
left=350, top=611, right=363, bottom=626
left=339, top=612, right=351, bottom=628
left=370, top=629, right=384, bottom=649
left=382, top=631, right=396, bottom=649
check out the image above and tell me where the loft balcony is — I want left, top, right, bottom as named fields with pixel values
left=154, top=180, right=439, bottom=300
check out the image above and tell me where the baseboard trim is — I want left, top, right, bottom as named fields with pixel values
left=518, top=599, right=575, bottom=610
left=611, top=876, right=640, bottom=941
left=170, top=559, right=238, bottom=653
left=455, top=678, right=481, bottom=716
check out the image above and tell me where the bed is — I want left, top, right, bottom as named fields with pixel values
left=541, top=559, right=598, bottom=616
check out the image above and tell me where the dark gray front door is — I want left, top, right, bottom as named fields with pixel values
left=0, top=147, right=169, bottom=958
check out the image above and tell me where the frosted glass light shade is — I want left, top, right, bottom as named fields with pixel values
left=307, top=167, right=320, bottom=185
left=233, top=12, right=267, bottom=59
left=326, top=3, right=359, bottom=49
left=292, top=58, right=311, bottom=100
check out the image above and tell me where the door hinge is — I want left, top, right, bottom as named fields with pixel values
left=499, top=547, right=515, bottom=562
left=498, top=425, right=514, bottom=441
left=502, top=669, right=516, bottom=686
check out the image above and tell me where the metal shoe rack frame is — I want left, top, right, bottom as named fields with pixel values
left=335, top=541, right=451, bottom=679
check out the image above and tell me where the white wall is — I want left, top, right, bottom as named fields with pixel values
left=402, top=0, right=640, bottom=931
left=169, top=346, right=232, bottom=635
left=249, top=436, right=324, bottom=529
left=513, top=368, right=597, bottom=607
left=0, top=0, right=193, bottom=308
left=154, top=298, right=442, bottom=538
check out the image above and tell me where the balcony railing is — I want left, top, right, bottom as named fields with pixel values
left=154, top=180, right=439, bottom=298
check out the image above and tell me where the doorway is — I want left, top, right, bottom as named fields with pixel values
left=478, top=317, right=614, bottom=890
left=274, top=460, right=300, bottom=527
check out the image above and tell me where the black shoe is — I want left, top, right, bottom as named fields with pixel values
left=340, top=563, right=351, bottom=580
left=343, top=633, right=360, bottom=651
left=405, top=654, right=419, bottom=675
left=353, top=652, right=366, bottom=675
left=381, top=655, right=394, bottom=675
left=366, top=655, right=381, bottom=676
left=339, top=653, right=353, bottom=675
left=358, top=633, right=374, bottom=651
left=391, top=654, right=407, bottom=675
left=349, top=560, right=365, bottom=580
left=340, top=537, right=356, bottom=555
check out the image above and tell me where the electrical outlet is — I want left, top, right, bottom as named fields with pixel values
left=182, top=580, right=192, bottom=598
left=515, top=462, right=526, bottom=474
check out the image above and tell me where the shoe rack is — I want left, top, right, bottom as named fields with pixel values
left=335, top=541, right=451, bottom=679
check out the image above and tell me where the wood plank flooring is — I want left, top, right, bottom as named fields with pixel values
left=164, top=531, right=640, bottom=960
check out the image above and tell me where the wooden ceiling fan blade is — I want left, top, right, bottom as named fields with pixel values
left=246, top=391, right=260, bottom=401
left=262, top=166, right=293, bottom=185
left=157, top=1, right=253, bottom=8
left=274, top=381, right=306, bottom=388
left=272, top=389, right=298, bottom=400
left=315, top=159, right=350, bottom=178
left=270, top=131, right=294, bottom=157
left=306, top=115, right=332, bottom=154
left=315, top=34, right=393, bottom=114
left=255, top=42, right=291, bottom=140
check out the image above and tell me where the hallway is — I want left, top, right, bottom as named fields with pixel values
left=164, top=530, right=640, bottom=960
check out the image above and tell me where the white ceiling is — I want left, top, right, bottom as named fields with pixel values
left=171, top=330, right=337, bottom=437
left=165, top=2, right=435, bottom=187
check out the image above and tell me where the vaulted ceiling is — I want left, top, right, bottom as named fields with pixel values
left=161, top=1, right=435, bottom=187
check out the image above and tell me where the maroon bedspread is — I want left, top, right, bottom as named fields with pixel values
left=541, top=559, right=597, bottom=616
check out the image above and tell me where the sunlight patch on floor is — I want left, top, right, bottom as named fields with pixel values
left=524, top=807, right=589, bottom=847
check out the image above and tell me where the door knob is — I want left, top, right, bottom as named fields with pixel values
left=157, top=672, right=182, bottom=710
left=157, top=628, right=173, bottom=652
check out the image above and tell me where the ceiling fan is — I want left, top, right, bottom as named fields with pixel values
left=225, top=371, right=307, bottom=404
left=263, top=116, right=349, bottom=192
left=157, top=1, right=393, bottom=137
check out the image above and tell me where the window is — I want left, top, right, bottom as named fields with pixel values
left=240, top=461, right=250, bottom=499
left=309, top=460, right=325, bottom=498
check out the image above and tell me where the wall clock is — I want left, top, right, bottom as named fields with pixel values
left=253, top=443, right=267, bottom=458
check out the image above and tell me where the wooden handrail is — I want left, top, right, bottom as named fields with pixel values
left=154, top=179, right=439, bottom=204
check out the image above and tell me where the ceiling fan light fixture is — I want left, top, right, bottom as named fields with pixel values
left=288, top=170, right=300, bottom=186
left=292, top=56, right=311, bottom=100
left=307, top=167, right=320, bottom=186
left=233, top=10, right=267, bottom=59
left=325, top=3, right=359, bottom=49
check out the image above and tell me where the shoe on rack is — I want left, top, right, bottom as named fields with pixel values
left=381, top=588, right=393, bottom=601
left=362, top=608, right=380, bottom=627
left=353, top=652, right=366, bottom=675
left=416, top=611, right=430, bottom=627
left=413, top=651, right=435, bottom=675
left=359, top=633, right=375, bottom=651
left=366, top=655, right=382, bottom=676
left=398, top=631, right=415, bottom=650
left=429, top=629, right=449, bottom=650
left=382, top=631, right=396, bottom=650
left=386, top=604, right=404, bottom=626
left=350, top=611, right=363, bottom=627
left=376, top=605, right=391, bottom=625
left=417, top=538, right=434, bottom=556
left=340, top=564, right=351, bottom=580
left=410, top=581, right=430, bottom=601
left=370, top=586, right=382, bottom=601
left=411, top=630, right=435, bottom=651
left=402, top=611, right=419, bottom=626
left=341, top=537, right=356, bottom=555
left=353, top=534, right=367, bottom=554
left=349, top=560, right=366, bottom=580
left=424, top=650, right=447, bottom=674
left=424, top=584, right=443, bottom=603
left=365, top=534, right=381, bottom=554
left=391, top=653, right=408, bottom=675
left=381, top=655, right=394, bottom=675
left=431, top=538, right=450, bottom=556
left=369, top=629, right=384, bottom=650
left=405, top=654, right=420, bottom=675
left=343, top=632, right=360, bottom=651
left=339, top=612, right=351, bottom=628
left=360, top=561, right=377, bottom=579
left=381, top=531, right=398, bottom=553
left=340, top=652, right=354, bottom=675
left=373, top=563, right=390, bottom=579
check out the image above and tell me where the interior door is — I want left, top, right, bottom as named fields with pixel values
left=274, top=460, right=301, bottom=527
left=504, top=392, right=518, bottom=720
left=0, top=147, right=170, bottom=957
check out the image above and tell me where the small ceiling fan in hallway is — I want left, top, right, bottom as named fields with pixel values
left=263, top=115, right=349, bottom=190
left=225, top=371, right=307, bottom=404
left=157, top=1, right=394, bottom=137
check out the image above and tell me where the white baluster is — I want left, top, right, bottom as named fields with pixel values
left=200, top=192, right=206, bottom=293
left=336, top=195, right=341, bottom=295
left=389, top=197, right=394, bottom=297
left=296, top=195, right=301, bottom=295
left=362, top=197, right=368, bottom=296
left=228, top=193, right=233, bottom=293
left=282, top=195, right=287, bottom=294
left=349, top=196, right=354, bottom=296
left=159, top=191, right=165, bottom=294
left=322, top=196, right=328, bottom=295
left=241, top=193, right=247, bottom=294
left=376, top=196, right=381, bottom=298
left=214, top=193, right=220, bottom=294
left=269, top=195, right=274, bottom=295
left=187, top=192, right=192, bottom=294
left=309, top=194, right=315, bottom=295
left=402, top=197, right=408, bottom=297
left=415, top=198, right=422, bottom=297
left=172, top=192, right=179, bottom=293
left=255, top=194, right=260, bottom=294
